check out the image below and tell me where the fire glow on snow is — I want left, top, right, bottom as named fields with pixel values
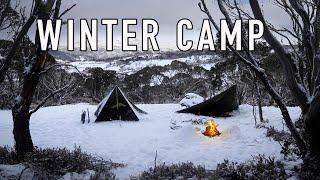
left=203, top=119, right=221, bottom=137
left=0, top=104, right=301, bottom=178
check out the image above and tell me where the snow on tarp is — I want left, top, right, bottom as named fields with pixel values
left=179, top=93, right=204, bottom=108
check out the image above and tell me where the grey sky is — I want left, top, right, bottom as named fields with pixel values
left=7, top=0, right=290, bottom=49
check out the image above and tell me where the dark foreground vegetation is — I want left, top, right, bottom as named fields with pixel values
left=132, top=156, right=288, bottom=180
left=1, top=125, right=320, bottom=180
left=0, top=146, right=123, bottom=179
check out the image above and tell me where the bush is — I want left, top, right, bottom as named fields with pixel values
left=299, top=156, right=320, bottom=180
left=265, top=126, right=300, bottom=157
left=0, top=146, right=124, bottom=179
left=133, top=155, right=288, bottom=180
left=213, top=155, right=288, bottom=180
left=0, top=146, right=18, bottom=164
left=131, top=162, right=209, bottom=180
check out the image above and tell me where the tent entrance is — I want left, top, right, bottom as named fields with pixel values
left=95, top=86, right=145, bottom=121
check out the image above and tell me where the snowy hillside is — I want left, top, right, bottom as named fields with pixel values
left=0, top=104, right=301, bottom=179
left=58, top=55, right=219, bottom=74
left=51, top=46, right=222, bottom=75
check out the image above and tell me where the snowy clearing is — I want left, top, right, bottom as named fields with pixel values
left=0, top=104, right=301, bottom=179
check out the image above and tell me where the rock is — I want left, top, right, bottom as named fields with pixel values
left=0, top=164, right=35, bottom=180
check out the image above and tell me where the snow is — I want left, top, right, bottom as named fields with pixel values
left=24, top=65, right=32, bottom=74
left=59, top=55, right=220, bottom=74
left=162, top=70, right=178, bottom=78
left=150, top=75, right=164, bottom=86
left=14, top=95, right=22, bottom=104
left=0, top=104, right=301, bottom=179
left=0, top=164, right=35, bottom=179
left=0, top=164, right=95, bottom=180
left=58, top=170, right=95, bottom=180
left=179, top=93, right=204, bottom=107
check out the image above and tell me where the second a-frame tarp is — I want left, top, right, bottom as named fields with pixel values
left=177, top=85, right=239, bottom=117
left=95, top=86, right=147, bottom=122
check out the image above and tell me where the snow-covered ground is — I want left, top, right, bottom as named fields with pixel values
left=0, top=104, right=301, bottom=179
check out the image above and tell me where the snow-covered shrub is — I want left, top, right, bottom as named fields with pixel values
left=179, top=93, right=204, bottom=107
left=212, top=155, right=287, bottom=179
left=265, top=126, right=300, bottom=158
left=132, top=162, right=209, bottom=179
left=0, top=146, right=17, bottom=164
left=134, top=155, right=288, bottom=179
left=0, top=146, right=123, bottom=179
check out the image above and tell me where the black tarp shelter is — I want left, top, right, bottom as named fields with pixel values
left=95, top=86, right=146, bottom=122
left=177, top=85, right=238, bottom=117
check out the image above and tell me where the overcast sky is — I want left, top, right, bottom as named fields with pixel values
left=5, top=0, right=290, bottom=49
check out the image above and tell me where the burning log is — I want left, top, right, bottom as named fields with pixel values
left=203, top=119, right=221, bottom=137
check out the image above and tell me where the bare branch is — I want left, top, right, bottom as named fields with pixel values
left=249, top=0, right=309, bottom=110
left=58, top=4, right=76, bottom=19
left=29, top=81, right=74, bottom=115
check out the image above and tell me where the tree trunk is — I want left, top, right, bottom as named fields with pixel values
left=12, top=108, right=33, bottom=156
left=257, top=86, right=264, bottom=123
left=304, top=97, right=320, bottom=158
left=12, top=51, right=44, bottom=156
left=258, top=73, right=307, bottom=154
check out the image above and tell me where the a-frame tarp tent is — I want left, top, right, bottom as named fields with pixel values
left=177, top=85, right=239, bottom=117
left=95, top=86, right=146, bottom=122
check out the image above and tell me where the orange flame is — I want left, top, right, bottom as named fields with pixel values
left=203, top=119, right=221, bottom=137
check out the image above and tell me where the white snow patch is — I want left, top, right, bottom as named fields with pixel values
left=162, top=70, right=178, bottom=78
left=58, top=170, right=95, bottom=180
left=14, top=95, right=22, bottom=104
left=0, top=164, right=95, bottom=180
left=0, top=164, right=34, bottom=180
left=150, top=75, right=164, bottom=86
left=24, top=65, right=32, bottom=74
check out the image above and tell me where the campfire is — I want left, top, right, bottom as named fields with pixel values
left=203, top=119, right=221, bottom=137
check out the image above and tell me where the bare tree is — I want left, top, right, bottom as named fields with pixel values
left=11, top=0, right=76, bottom=156
left=39, top=67, right=77, bottom=105
left=198, top=0, right=320, bottom=158
left=248, top=0, right=320, bottom=158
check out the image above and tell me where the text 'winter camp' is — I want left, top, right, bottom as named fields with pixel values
left=37, top=19, right=264, bottom=51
